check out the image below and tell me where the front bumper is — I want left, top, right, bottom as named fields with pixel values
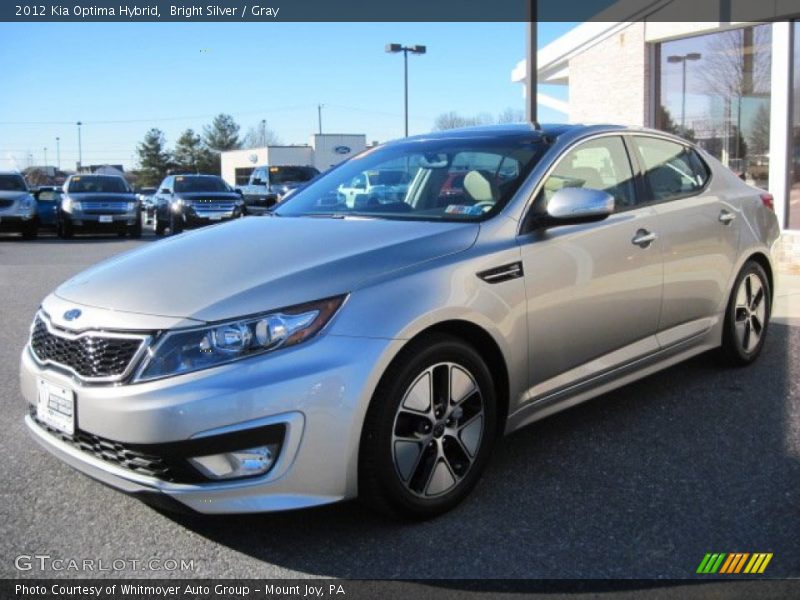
left=20, top=331, right=400, bottom=513
left=0, top=213, right=36, bottom=231
left=67, top=212, right=138, bottom=228
left=182, top=207, right=242, bottom=226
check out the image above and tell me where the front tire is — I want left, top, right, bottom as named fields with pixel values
left=169, top=211, right=183, bottom=235
left=359, top=334, right=497, bottom=519
left=720, top=260, right=771, bottom=366
left=21, top=219, right=38, bottom=239
left=128, top=216, right=142, bottom=239
left=57, top=217, right=73, bottom=239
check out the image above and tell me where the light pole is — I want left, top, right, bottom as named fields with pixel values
left=44, top=147, right=48, bottom=168
left=76, top=121, right=83, bottom=171
left=55, top=137, right=61, bottom=169
left=385, top=43, right=427, bottom=137
left=666, top=52, right=701, bottom=133
left=317, top=103, right=324, bottom=135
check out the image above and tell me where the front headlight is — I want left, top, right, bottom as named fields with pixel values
left=135, top=295, right=346, bottom=381
left=19, top=195, right=35, bottom=211
left=62, top=197, right=82, bottom=212
left=126, top=201, right=136, bottom=211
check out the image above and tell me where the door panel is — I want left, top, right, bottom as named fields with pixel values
left=631, top=136, right=739, bottom=337
left=520, top=209, right=663, bottom=395
left=519, top=135, right=664, bottom=397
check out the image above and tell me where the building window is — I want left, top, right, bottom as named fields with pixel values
left=655, top=25, right=772, bottom=191
left=791, top=21, right=800, bottom=229
left=234, top=167, right=254, bottom=187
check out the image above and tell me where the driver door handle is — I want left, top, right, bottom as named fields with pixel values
left=719, top=209, right=736, bottom=225
left=631, top=229, right=658, bottom=248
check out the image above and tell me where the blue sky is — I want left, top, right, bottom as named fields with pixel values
left=0, top=22, right=575, bottom=171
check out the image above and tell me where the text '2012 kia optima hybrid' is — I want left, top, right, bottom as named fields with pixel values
left=21, top=124, right=779, bottom=518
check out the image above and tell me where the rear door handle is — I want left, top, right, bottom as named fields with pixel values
left=719, top=209, right=736, bottom=225
left=632, top=229, right=657, bottom=248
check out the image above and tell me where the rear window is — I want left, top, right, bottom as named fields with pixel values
left=0, top=174, right=27, bottom=191
left=67, top=176, right=129, bottom=194
left=174, top=176, right=230, bottom=193
left=269, top=166, right=319, bottom=185
left=634, top=137, right=710, bottom=202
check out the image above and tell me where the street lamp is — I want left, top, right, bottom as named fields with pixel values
left=667, top=52, right=701, bottom=132
left=55, top=137, right=61, bottom=169
left=44, top=147, right=48, bottom=168
left=76, top=121, right=83, bottom=171
left=385, top=43, right=427, bottom=137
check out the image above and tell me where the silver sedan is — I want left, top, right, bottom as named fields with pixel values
left=20, top=124, right=780, bottom=518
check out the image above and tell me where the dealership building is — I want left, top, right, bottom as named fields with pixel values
left=513, top=17, right=800, bottom=267
left=220, top=133, right=367, bottom=187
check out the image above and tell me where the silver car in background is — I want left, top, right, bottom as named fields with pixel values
left=20, top=124, right=779, bottom=518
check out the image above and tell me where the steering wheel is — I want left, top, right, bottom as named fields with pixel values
left=472, top=201, right=495, bottom=213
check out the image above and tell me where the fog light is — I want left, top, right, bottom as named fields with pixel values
left=188, top=444, right=278, bottom=480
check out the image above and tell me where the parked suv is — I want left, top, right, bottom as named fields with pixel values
left=21, top=124, right=779, bottom=518
left=154, top=174, right=244, bottom=235
left=0, top=172, right=38, bottom=238
left=240, top=165, right=319, bottom=215
left=58, top=174, right=141, bottom=238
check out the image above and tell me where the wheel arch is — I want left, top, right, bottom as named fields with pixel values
left=390, top=319, right=511, bottom=439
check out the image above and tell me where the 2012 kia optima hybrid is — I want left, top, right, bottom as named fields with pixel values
left=21, top=124, right=779, bottom=518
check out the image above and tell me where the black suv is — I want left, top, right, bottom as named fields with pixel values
left=154, top=174, right=244, bottom=235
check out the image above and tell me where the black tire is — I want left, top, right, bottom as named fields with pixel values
left=720, top=260, right=771, bottom=366
left=57, top=217, right=73, bottom=239
left=128, top=217, right=143, bottom=239
left=155, top=217, right=166, bottom=236
left=359, top=333, right=497, bottom=519
left=21, top=219, right=38, bottom=239
left=169, top=212, right=183, bottom=235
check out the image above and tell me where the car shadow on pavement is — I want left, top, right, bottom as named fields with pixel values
left=164, top=323, right=799, bottom=581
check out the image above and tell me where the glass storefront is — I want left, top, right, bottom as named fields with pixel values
left=655, top=25, right=772, bottom=191
left=791, top=21, right=800, bottom=229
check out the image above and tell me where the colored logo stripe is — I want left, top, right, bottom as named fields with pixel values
left=697, top=553, right=773, bottom=574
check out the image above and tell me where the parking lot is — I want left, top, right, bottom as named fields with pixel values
left=1, top=229, right=799, bottom=580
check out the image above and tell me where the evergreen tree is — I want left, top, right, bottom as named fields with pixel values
left=136, top=128, right=172, bottom=186
left=173, top=128, right=215, bottom=174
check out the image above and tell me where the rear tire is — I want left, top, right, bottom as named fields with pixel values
left=359, top=333, right=497, bottom=519
left=720, top=260, right=771, bottom=366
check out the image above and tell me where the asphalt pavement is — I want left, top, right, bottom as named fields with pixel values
left=1, top=229, right=798, bottom=581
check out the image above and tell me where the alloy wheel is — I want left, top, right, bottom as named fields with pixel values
left=734, top=272, right=767, bottom=353
left=391, top=362, right=485, bottom=498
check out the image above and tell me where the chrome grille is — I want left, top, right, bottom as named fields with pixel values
left=29, top=314, right=148, bottom=381
left=81, top=201, right=128, bottom=214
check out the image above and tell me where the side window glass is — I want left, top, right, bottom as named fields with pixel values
left=634, top=136, right=709, bottom=202
left=542, top=136, right=636, bottom=209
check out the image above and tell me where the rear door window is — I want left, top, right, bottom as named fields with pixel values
left=633, top=136, right=710, bottom=202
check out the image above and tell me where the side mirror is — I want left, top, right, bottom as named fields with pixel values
left=159, top=188, right=170, bottom=194
left=235, top=188, right=244, bottom=197
left=545, top=188, right=614, bottom=225
left=251, top=178, right=263, bottom=186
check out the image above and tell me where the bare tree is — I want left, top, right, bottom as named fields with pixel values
left=433, top=111, right=494, bottom=131
left=242, top=121, right=282, bottom=147
left=497, top=107, right=526, bottom=123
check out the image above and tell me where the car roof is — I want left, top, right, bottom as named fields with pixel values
left=391, top=123, right=694, bottom=146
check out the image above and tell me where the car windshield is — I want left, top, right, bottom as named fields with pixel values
left=0, top=174, right=27, bottom=191
left=68, top=176, right=129, bottom=194
left=269, top=166, right=319, bottom=185
left=275, top=137, right=546, bottom=221
left=174, top=176, right=230, bottom=193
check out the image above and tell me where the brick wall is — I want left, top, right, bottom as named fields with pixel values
left=568, top=22, right=650, bottom=126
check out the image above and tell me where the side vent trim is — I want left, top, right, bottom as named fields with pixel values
left=477, top=261, right=524, bottom=284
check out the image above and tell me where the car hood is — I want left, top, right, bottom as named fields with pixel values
left=0, top=191, right=29, bottom=201
left=176, top=192, right=240, bottom=201
left=55, top=216, right=479, bottom=323
left=67, top=192, right=137, bottom=202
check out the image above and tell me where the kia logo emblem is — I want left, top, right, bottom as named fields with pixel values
left=63, top=309, right=82, bottom=321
